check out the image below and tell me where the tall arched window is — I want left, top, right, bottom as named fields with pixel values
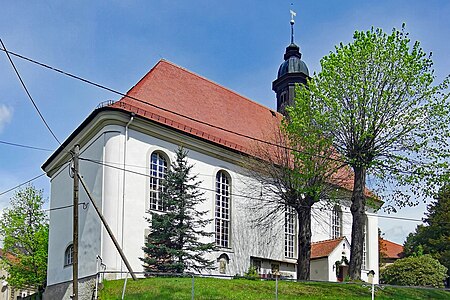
left=64, top=244, right=74, bottom=266
left=149, top=152, right=168, bottom=211
left=285, top=206, right=296, bottom=258
left=215, top=171, right=230, bottom=248
left=331, top=206, right=342, bottom=239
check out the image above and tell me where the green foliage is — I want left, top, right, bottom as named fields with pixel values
left=0, top=185, right=48, bottom=291
left=320, top=25, right=448, bottom=205
left=243, top=266, right=260, bottom=280
left=140, top=146, right=215, bottom=274
left=403, top=184, right=450, bottom=281
left=287, top=24, right=450, bottom=278
left=289, top=24, right=450, bottom=208
left=284, top=83, right=340, bottom=204
left=259, top=73, right=343, bottom=281
left=380, top=255, right=447, bottom=287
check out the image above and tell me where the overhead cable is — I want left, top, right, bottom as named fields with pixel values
left=0, top=47, right=440, bottom=178
left=0, top=39, right=61, bottom=145
left=0, top=139, right=54, bottom=152
left=79, top=157, right=442, bottom=224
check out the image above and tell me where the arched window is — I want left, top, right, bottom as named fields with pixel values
left=332, top=206, right=342, bottom=239
left=64, top=244, right=74, bottom=266
left=217, top=253, right=230, bottom=274
left=149, top=152, right=168, bottom=211
left=215, top=171, right=230, bottom=248
left=285, top=206, right=296, bottom=258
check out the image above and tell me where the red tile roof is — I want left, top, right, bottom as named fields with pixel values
left=311, top=237, right=346, bottom=259
left=0, top=248, right=18, bottom=264
left=380, top=239, right=404, bottom=259
left=108, top=60, right=375, bottom=198
left=111, top=59, right=282, bottom=154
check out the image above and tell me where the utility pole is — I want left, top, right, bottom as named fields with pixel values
left=78, top=174, right=137, bottom=280
left=72, top=145, right=79, bottom=300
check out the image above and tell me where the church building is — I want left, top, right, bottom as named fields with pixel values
left=42, top=19, right=379, bottom=299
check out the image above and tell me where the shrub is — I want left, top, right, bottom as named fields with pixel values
left=243, top=266, right=260, bottom=280
left=380, top=254, right=448, bottom=287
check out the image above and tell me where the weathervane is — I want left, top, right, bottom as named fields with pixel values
left=290, top=9, right=296, bottom=24
left=290, top=3, right=297, bottom=44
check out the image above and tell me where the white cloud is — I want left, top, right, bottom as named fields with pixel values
left=0, top=104, right=13, bottom=133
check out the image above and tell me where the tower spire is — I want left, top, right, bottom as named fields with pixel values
left=272, top=4, right=309, bottom=115
left=290, top=6, right=296, bottom=44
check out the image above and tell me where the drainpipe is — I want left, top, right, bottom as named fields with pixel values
left=121, top=113, right=134, bottom=277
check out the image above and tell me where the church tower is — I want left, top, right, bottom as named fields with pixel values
left=272, top=10, right=309, bottom=115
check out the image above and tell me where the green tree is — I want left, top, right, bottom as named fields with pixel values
left=380, top=255, right=447, bottom=287
left=141, top=146, right=215, bottom=274
left=0, top=185, right=48, bottom=291
left=287, top=25, right=450, bottom=279
left=403, top=184, right=450, bottom=286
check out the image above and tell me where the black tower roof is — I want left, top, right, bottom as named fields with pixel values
left=277, top=43, right=309, bottom=78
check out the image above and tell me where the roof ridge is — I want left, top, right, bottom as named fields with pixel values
left=158, top=59, right=280, bottom=116
left=311, top=237, right=345, bottom=245
left=380, top=238, right=403, bottom=247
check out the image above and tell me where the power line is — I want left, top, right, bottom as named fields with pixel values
left=0, top=47, right=441, bottom=178
left=0, top=47, right=442, bottom=180
left=376, top=214, right=423, bottom=223
left=0, top=173, right=46, bottom=196
left=0, top=39, right=61, bottom=145
left=79, top=157, right=441, bottom=224
left=44, top=202, right=88, bottom=213
left=0, top=139, right=54, bottom=152
left=0, top=160, right=71, bottom=197
left=0, top=46, right=346, bottom=164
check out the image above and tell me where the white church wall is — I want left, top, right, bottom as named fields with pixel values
left=46, top=111, right=379, bottom=287
left=47, top=163, right=73, bottom=286
left=113, top=123, right=289, bottom=278
left=362, top=211, right=379, bottom=283
left=47, top=127, right=112, bottom=286
left=98, top=129, right=124, bottom=277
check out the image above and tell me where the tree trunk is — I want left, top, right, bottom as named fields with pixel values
left=348, top=165, right=367, bottom=280
left=296, top=205, right=312, bottom=281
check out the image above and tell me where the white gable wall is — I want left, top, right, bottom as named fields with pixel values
left=47, top=127, right=117, bottom=286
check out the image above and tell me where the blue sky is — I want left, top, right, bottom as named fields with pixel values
left=0, top=1, right=449, bottom=245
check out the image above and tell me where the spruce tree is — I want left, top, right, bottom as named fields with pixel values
left=141, top=146, right=215, bottom=274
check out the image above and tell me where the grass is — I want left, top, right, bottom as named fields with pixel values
left=99, top=277, right=450, bottom=300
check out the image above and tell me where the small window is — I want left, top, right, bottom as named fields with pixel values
left=251, top=259, right=262, bottom=274
left=64, top=244, right=74, bottom=266
left=149, top=152, right=168, bottom=211
left=217, top=254, right=229, bottom=274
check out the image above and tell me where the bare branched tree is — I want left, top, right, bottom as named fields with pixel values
left=241, top=112, right=351, bottom=280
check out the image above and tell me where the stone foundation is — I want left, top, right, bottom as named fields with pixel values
left=43, top=276, right=97, bottom=300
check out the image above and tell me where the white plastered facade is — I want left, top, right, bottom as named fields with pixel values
left=44, top=109, right=379, bottom=295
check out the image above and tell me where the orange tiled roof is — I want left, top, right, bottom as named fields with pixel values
left=380, top=239, right=404, bottom=259
left=111, top=59, right=283, bottom=154
left=109, top=60, right=374, bottom=197
left=311, top=237, right=346, bottom=259
left=0, top=248, right=18, bottom=264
